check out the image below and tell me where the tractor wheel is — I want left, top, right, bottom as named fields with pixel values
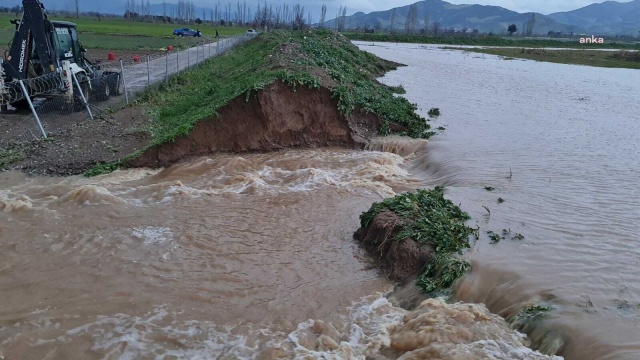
left=108, top=72, right=124, bottom=96
left=74, top=73, right=91, bottom=111
left=95, top=77, right=110, bottom=101
left=10, top=99, right=31, bottom=111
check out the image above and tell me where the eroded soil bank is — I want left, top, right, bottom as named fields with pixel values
left=1, top=80, right=380, bottom=175
left=2, top=29, right=428, bottom=176
left=129, top=80, right=380, bottom=168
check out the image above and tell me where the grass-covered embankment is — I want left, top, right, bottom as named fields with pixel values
left=354, top=187, right=476, bottom=294
left=451, top=47, right=640, bottom=69
left=85, top=29, right=434, bottom=176
left=345, top=32, right=640, bottom=50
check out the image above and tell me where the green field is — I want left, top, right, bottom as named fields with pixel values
left=0, top=13, right=246, bottom=51
left=452, top=47, right=640, bottom=69
left=346, top=32, right=640, bottom=50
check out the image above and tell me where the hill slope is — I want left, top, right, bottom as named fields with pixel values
left=324, top=0, right=584, bottom=35
left=548, top=0, right=640, bottom=35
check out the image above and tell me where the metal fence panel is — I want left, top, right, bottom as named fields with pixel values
left=1, top=35, right=250, bottom=139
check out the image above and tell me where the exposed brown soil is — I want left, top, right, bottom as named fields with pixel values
left=1, top=79, right=381, bottom=175
left=1, top=36, right=386, bottom=176
left=1, top=106, right=152, bottom=176
left=353, top=211, right=434, bottom=283
left=129, top=80, right=380, bottom=168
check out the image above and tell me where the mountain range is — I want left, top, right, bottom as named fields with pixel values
left=3, top=0, right=639, bottom=35
left=549, top=0, right=640, bottom=35
left=324, top=0, right=640, bottom=35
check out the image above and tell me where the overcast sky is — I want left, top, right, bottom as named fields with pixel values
left=304, top=0, right=636, bottom=15
left=155, top=0, right=638, bottom=19
left=3, top=0, right=635, bottom=17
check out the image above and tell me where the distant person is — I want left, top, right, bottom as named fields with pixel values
left=196, top=29, right=202, bottom=37
left=215, top=30, right=220, bottom=38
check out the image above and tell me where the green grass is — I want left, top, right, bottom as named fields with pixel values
left=143, top=29, right=432, bottom=145
left=0, top=13, right=245, bottom=51
left=345, top=32, right=640, bottom=50
left=85, top=29, right=433, bottom=176
left=78, top=33, right=206, bottom=51
left=0, top=149, right=25, bottom=168
left=359, top=187, right=476, bottom=294
left=455, top=47, right=640, bottom=70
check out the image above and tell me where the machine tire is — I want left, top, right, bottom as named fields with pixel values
left=108, top=72, right=124, bottom=96
left=95, top=77, right=110, bottom=101
left=10, top=99, right=31, bottom=111
left=74, top=73, right=91, bottom=112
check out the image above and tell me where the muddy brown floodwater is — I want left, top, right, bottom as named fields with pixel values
left=355, top=42, right=640, bottom=360
left=0, top=144, right=557, bottom=359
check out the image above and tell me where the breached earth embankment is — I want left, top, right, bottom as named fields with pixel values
left=1, top=29, right=432, bottom=176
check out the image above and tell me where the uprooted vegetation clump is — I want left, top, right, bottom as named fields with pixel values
left=354, top=187, right=476, bottom=294
left=85, top=29, right=433, bottom=176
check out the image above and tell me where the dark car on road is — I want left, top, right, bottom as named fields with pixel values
left=173, top=28, right=202, bottom=37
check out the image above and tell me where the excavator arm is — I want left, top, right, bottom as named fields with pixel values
left=3, top=0, right=57, bottom=80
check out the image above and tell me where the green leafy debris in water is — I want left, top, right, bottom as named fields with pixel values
left=360, top=186, right=475, bottom=294
left=484, top=186, right=495, bottom=191
left=511, top=304, right=553, bottom=326
left=497, top=197, right=505, bottom=204
left=428, top=107, right=441, bottom=117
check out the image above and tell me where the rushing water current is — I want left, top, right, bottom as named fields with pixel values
left=0, top=147, right=554, bottom=359
left=0, top=43, right=637, bottom=360
left=354, top=42, right=640, bottom=359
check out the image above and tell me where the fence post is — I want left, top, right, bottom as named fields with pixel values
left=217, top=38, right=220, bottom=55
left=176, top=48, right=179, bottom=72
left=120, top=59, right=129, bottom=105
left=188, top=46, right=190, bottom=68
left=18, top=80, right=47, bottom=138
left=147, top=54, right=151, bottom=87
left=165, top=51, right=169, bottom=84
left=0, top=59, right=6, bottom=113
left=71, top=72, right=93, bottom=120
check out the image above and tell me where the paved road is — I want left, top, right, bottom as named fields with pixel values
left=122, top=36, right=246, bottom=94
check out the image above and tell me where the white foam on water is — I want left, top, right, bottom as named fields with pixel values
left=22, top=295, right=563, bottom=360
left=131, top=227, right=174, bottom=245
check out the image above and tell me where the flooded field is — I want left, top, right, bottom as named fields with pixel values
left=355, top=42, right=640, bottom=359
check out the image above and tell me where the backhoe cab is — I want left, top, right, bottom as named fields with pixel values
left=1, top=0, right=122, bottom=111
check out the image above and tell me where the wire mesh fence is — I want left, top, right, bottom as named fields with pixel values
left=1, top=34, right=250, bottom=140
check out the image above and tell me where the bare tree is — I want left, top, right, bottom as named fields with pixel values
left=336, top=5, right=347, bottom=32
left=389, top=8, right=396, bottom=33
left=405, top=4, right=418, bottom=34
left=525, top=14, right=536, bottom=36
left=319, top=4, right=327, bottom=28
left=423, top=11, right=429, bottom=34
left=431, top=21, right=441, bottom=35
left=293, top=3, right=305, bottom=30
